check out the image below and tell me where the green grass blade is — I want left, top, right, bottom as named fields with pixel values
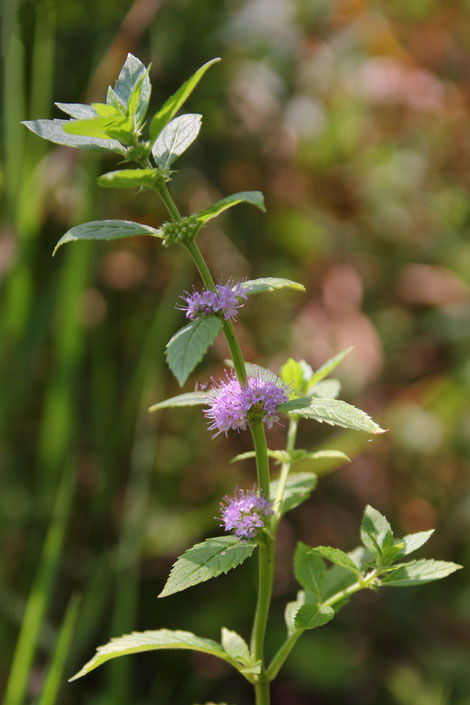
left=3, top=465, right=76, bottom=705
left=36, top=595, right=81, bottom=705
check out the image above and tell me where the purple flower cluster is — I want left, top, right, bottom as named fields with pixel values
left=220, top=488, right=273, bottom=540
left=178, top=281, right=247, bottom=321
left=204, top=371, right=288, bottom=437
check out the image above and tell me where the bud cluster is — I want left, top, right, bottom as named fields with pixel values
left=162, top=215, right=200, bottom=247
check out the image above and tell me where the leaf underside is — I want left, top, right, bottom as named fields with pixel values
left=149, top=391, right=207, bottom=413
left=279, top=398, right=385, bottom=434
left=53, top=220, right=162, bottom=256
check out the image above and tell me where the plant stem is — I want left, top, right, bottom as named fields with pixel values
left=266, top=570, right=378, bottom=680
left=272, top=416, right=298, bottom=526
left=156, top=181, right=274, bottom=704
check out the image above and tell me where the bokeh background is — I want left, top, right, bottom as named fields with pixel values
left=2, top=0, right=470, bottom=703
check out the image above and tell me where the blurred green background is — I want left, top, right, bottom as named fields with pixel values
left=2, top=0, right=470, bottom=703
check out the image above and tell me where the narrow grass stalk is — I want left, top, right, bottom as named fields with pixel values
left=36, top=595, right=80, bottom=705
left=4, top=464, right=76, bottom=705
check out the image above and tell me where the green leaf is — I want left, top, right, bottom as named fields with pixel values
left=152, top=113, right=202, bottom=167
left=382, top=559, right=462, bottom=587
left=294, top=604, right=335, bottom=630
left=308, top=379, right=341, bottom=399
left=97, top=168, right=160, bottom=189
left=63, top=114, right=132, bottom=142
left=399, top=530, right=435, bottom=557
left=312, top=547, right=361, bottom=576
left=113, top=53, right=151, bottom=122
left=221, top=628, right=250, bottom=666
left=69, top=629, right=229, bottom=681
left=55, top=102, right=97, bottom=119
left=306, top=347, right=353, bottom=392
left=166, top=317, right=222, bottom=387
left=238, top=277, right=305, bottom=297
left=278, top=398, right=386, bottom=434
left=270, top=472, right=317, bottom=516
left=294, top=542, right=325, bottom=600
left=360, top=505, right=393, bottom=558
left=149, top=58, right=220, bottom=143
left=53, top=219, right=162, bottom=256
left=148, top=391, right=207, bottom=413
left=22, top=119, right=124, bottom=153
left=285, top=590, right=305, bottom=635
left=159, top=536, right=256, bottom=597
left=280, top=358, right=305, bottom=397
left=198, top=191, right=266, bottom=224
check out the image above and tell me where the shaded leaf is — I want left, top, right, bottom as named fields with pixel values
left=149, top=391, right=207, bottom=413
left=22, top=119, right=124, bottom=153
left=69, top=629, right=229, bottom=681
left=166, top=317, right=222, bottom=387
left=159, top=536, right=256, bottom=597
left=285, top=590, right=305, bottom=635
left=312, top=547, right=360, bottom=576
left=53, top=220, right=162, bottom=256
left=150, top=58, right=220, bottom=142
left=270, top=472, right=317, bottom=516
left=113, top=53, right=151, bottom=122
left=198, top=192, right=266, bottom=224
left=221, top=628, right=250, bottom=666
left=278, top=398, right=385, bottom=434
left=360, top=505, right=393, bottom=558
left=294, top=604, right=335, bottom=630
left=294, top=542, right=325, bottom=599
left=152, top=113, right=202, bottom=167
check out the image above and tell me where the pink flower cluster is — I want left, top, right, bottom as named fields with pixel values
left=220, top=488, right=273, bottom=540
left=178, top=281, right=247, bottom=321
left=204, top=371, right=288, bottom=437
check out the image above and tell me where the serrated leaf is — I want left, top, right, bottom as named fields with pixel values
left=113, top=53, right=151, bottom=122
left=149, top=58, right=220, bottom=143
left=198, top=192, right=266, bottom=224
left=69, top=629, right=229, bottom=681
left=152, top=113, right=202, bottom=167
left=303, top=607, right=342, bottom=632
left=22, top=119, right=124, bottom=153
left=360, top=505, right=393, bottom=558
left=148, top=391, right=207, bottom=413
left=306, top=347, right=353, bottom=392
left=53, top=220, right=162, bottom=256
left=285, top=590, right=305, bottom=635
left=97, top=168, right=160, bottom=189
left=270, top=473, right=317, bottom=516
left=309, top=379, right=341, bottom=399
left=221, top=628, right=250, bottom=666
left=294, top=542, right=325, bottom=599
left=312, top=547, right=360, bottom=576
left=159, top=536, right=256, bottom=597
left=55, top=102, right=98, bottom=119
left=399, top=530, right=435, bottom=557
left=294, top=604, right=335, bottom=630
left=238, top=277, right=305, bottom=297
left=382, top=559, right=462, bottom=587
left=278, top=398, right=385, bottom=434
left=166, top=317, right=222, bottom=387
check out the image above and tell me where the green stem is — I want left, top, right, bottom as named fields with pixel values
left=266, top=570, right=377, bottom=680
left=272, top=416, right=298, bottom=526
left=156, top=181, right=273, bottom=705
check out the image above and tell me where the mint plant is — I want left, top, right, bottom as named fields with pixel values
left=24, top=54, right=462, bottom=705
